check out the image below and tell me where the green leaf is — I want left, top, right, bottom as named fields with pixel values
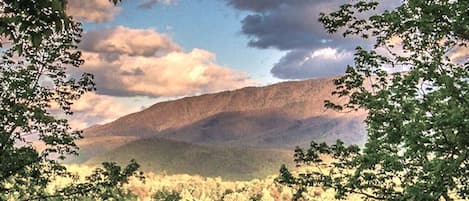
left=31, top=33, right=42, bottom=47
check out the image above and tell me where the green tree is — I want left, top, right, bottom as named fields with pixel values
left=152, top=189, right=182, bottom=201
left=278, top=0, right=468, bottom=200
left=0, top=0, right=141, bottom=200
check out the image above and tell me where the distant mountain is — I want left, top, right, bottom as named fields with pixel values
left=73, top=77, right=368, bottom=180
left=84, top=77, right=367, bottom=148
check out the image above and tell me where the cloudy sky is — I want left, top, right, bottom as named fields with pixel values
left=64, top=0, right=407, bottom=128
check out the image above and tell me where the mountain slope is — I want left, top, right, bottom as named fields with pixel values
left=84, top=137, right=295, bottom=180
left=158, top=111, right=366, bottom=149
left=84, top=77, right=366, bottom=148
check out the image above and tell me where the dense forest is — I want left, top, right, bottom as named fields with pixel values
left=54, top=165, right=354, bottom=201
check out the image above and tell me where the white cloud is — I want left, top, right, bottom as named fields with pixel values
left=82, top=48, right=254, bottom=97
left=271, top=47, right=354, bottom=79
left=66, top=0, right=121, bottom=23
left=66, top=0, right=178, bottom=23
left=66, top=93, right=162, bottom=129
left=309, top=48, right=352, bottom=61
left=81, top=26, right=181, bottom=57
left=78, top=26, right=255, bottom=97
left=449, top=45, right=469, bottom=63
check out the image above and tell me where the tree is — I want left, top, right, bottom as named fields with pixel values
left=0, top=0, right=142, bottom=200
left=152, top=189, right=182, bottom=201
left=278, top=0, right=468, bottom=200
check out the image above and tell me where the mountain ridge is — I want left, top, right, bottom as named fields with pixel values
left=85, top=77, right=366, bottom=144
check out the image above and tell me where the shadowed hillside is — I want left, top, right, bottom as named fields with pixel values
left=84, top=137, right=295, bottom=180
left=159, top=112, right=366, bottom=149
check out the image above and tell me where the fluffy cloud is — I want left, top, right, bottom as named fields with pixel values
left=64, top=93, right=169, bottom=129
left=66, top=93, right=139, bottom=129
left=82, top=49, right=254, bottom=97
left=271, top=48, right=353, bottom=79
left=80, top=27, right=254, bottom=97
left=225, top=0, right=402, bottom=79
left=449, top=45, right=469, bottom=63
left=236, top=1, right=352, bottom=50
left=66, top=0, right=177, bottom=23
left=81, top=26, right=181, bottom=57
left=49, top=92, right=145, bottom=129
left=66, top=0, right=121, bottom=23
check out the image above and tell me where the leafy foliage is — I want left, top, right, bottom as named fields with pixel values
left=153, top=189, right=182, bottom=201
left=82, top=136, right=295, bottom=181
left=278, top=0, right=468, bottom=200
left=0, top=0, right=141, bottom=200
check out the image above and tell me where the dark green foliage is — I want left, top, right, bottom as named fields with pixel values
left=279, top=0, right=468, bottom=200
left=0, top=0, right=141, bottom=200
left=83, top=137, right=294, bottom=181
left=152, top=189, right=182, bottom=201
left=217, top=189, right=235, bottom=201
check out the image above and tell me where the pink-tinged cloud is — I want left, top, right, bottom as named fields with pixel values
left=66, top=0, right=177, bottom=23
left=67, top=93, right=154, bottom=129
left=82, top=49, right=254, bottom=97
left=80, top=27, right=255, bottom=97
left=81, top=26, right=182, bottom=57
left=449, top=45, right=469, bottom=63
left=66, top=0, right=120, bottom=23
